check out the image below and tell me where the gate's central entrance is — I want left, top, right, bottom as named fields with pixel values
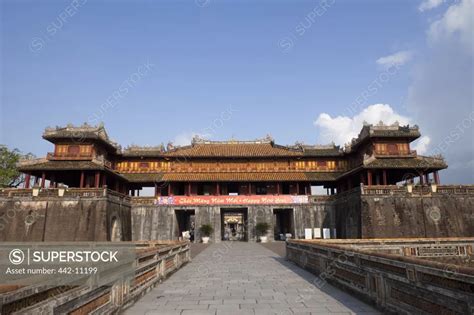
left=221, top=208, right=248, bottom=241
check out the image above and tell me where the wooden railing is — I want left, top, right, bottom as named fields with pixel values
left=46, top=152, right=93, bottom=161
left=0, top=241, right=190, bottom=314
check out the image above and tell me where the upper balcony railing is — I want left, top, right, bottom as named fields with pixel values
left=46, top=152, right=93, bottom=160
left=374, top=150, right=417, bottom=157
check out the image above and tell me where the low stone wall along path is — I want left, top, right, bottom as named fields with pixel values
left=123, top=242, right=379, bottom=315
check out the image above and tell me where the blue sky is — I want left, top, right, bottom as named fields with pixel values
left=1, top=0, right=473, bottom=183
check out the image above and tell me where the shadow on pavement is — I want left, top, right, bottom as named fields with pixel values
left=271, top=255, right=380, bottom=314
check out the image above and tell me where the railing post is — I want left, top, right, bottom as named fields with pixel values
left=41, top=172, right=46, bottom=188
left=24, top=174, right=31, bottom=188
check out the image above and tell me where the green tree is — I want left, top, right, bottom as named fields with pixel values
left=0, top=146, right=32, bottom=188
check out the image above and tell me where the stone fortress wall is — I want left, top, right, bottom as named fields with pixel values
left=334, top=185, right=474, bottom=239
left=131, top=202, right=334, bottom=242
left=1, top=185, right=472, bottom=242
left=0, top=188, right=132, bottom=242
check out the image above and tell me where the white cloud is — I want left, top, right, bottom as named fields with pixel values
left=314, top=104, right=412, bottom=145
left=412, top=136, right=431, bottom=154
left=376, top=50, right=414, bottom=69
left=428, top=0, right=473, bottom=51
left=419, top=0, right=444, bottom=12
left=408, top=0, right=474, bottom=184
left=173, top=132, right=209, bottom=146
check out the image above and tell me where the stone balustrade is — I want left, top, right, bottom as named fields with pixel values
left=0, top=241, right=190, bottom=314
left=361, top=184, right=474, bottom=196
left=0, top=187, right=131, bottom=203
left=287, top=238, right=474, bottom=314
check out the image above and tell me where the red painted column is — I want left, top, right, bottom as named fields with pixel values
left=94, top=171, right=100, bottom=188
left=188, top=182, right=191, bottom=196
left=24, top=174, right=31, bottom=188
left=382, top=170, right=388, bottom=185
left=216, top=182, right=220, bottom=195
left=434, top=171, right=440, bottom=185
left=80, top=171, right=85, bottom=188
left=420, top=173, right=425, bottom=185
left=277, top=183, right=281, bottom=195
left=367, top=170, right=373, bottom=186
left=168, top=183, right=173, bottom=196
left=41, top=172, right=46, bottom=188
left=248, top=182, right=251, bottom=195
left=425, top=173, right=430, bottom=184
left=296, top=182, right=300, bottom=195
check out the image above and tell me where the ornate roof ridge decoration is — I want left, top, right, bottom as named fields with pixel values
left=123, top=144, right=166, bottom=153
left=190, top=134, right=275, bottom=146
left=43, top=122, right=121, bottom=151
left=301, top=143, right=341, bottom=150
left=363, top=154, right=448, bottom=169
left=344, top=121, right=421, bottom=152
left=44, top=122, right=105, bottom=135
left=122, top=136, right=347, bottom=157
left=418, top=154, right=446, bottom=162
left=17, top=157, right=48, bottom=167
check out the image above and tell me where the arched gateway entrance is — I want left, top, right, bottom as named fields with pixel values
left=221, top=208, right=248, bottom=241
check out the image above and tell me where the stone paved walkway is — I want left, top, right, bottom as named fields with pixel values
left=123, top=243, right=380, bottom=315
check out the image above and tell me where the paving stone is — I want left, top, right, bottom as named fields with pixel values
left=123, top=243, right=380, bottom=315
left=143, top=310, right=181, bottom=315
left=199, top=299, right=223, bottom=305
left=240, top=303, right=273, bottom=309
left=216, top=309, right=255, bottom=315
left=209, top=304, right=241, bottom=310
left=223, top=298, right=257, bottom=304
left=181, top=310, right=216, bottom=315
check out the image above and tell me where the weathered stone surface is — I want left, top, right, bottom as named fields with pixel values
left=334, top=186, right=474, bottom=238
left=287, top=239, right=474, bottom=314
left=0, top=241, right=189, bottom=314
left=2, top=185, right=472, bottom=242
left=131, top=203, right=334, bottom=242
left=0, top=190, right=132, bottom=241
left=124, top=243, right=379, bottom=315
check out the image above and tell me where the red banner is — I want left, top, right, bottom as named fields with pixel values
left=154, top=195, right=309, bottom=206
